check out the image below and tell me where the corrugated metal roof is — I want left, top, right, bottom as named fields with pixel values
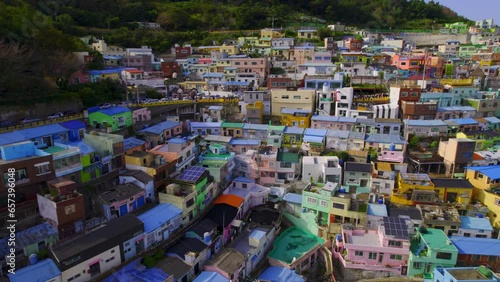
left=138, top=121, right=181, bottom=134
left=450, top=236, right=500, bottom=256
left=0, top=124, right=67, bottom=146
left=459, top=216, right=493, bottom=231
left=137, top=204, right=182, bottom=233
left=465, top=165, right=500, bottom=180
left=365, top=133, right=405, bottom=144
left=283, top=193, right=302, bottom=205
left=98, top=106, right=131, bottom=116
left=193, top=271, right=229, bottom=282
left=304, top=128, right=327, bottom=137
left=8, top=259, right=61, bottom=282
left=59, top=120, right=86, bottom=130
left=123, top=137, right=145, bottom=151
left=229, top=139, right=259, bottom=146
left=283, top=126, right=304, bottom=135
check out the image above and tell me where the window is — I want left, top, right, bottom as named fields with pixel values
left=35, top=162, right=51, bottom=176
left=281, top=95, right=289, bottom=99
left=368, top=252, right=377, bottom=260
left=411, top=92, right=418, bottom=97
left=495, top=198, right=500, bottom=206
left=307, top=197, right=318, bottom=204
left=242, top=183, right=247, bottom=188
left=390, top=254, right=402, bottom=260
left=3, top=168, right=28, bottom=184
left=293, top=95, right=301, bottom=99
left=401, top=92, right=408, bottom=97
left=436, top=252, right=452, bottom=260
left=413, top=262, right=422, bottom=269
left=388, top=240, right=402, bottom=247
left=65, top=204, right=76, bottom=215
left=354, top=251, right=364, bottom=256
left=320, top=200, right=327, bottom=207
left=269, top=162, right=274, bottom=167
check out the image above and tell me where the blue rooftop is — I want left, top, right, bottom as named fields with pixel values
left=0, top=223, right=57, bottom=257
left=459, top=216, right=493, bottom=231
left=446, top=118, right=479, bottom=125
left=283, top=193, right=302, bottom=205
left=243, top=124, right=269, bottom=130
left=102, top=258, right=171, bottom=282
left=8, top=259, right=61, bottom=282
left=98, top=106, right=131, bottom=116
left=103, top=55, right=122, bottom=60
left=303, top=136, right=324, bottom=143
left=450, top=236, right=500, bottom=256
left=59, top=120, right=86, bottom=130
left=229, top=139, right=260, bottom=146
left=465, top=165, right=500, bottom=180
left=168, top=138, right=187, bottom=145
left=405, top=120, right=447, bottom=127
left=138, top=121, right=181, bottom=134
left=304, top=128, right=327, bottom=137
left=203, top=72, right=224, bottom=78
left=365, top=133, right=406, bottom=144
left=284, top=126, right=305, bottom=135
left=86, top=68, right=124, bottom=75
left=437, top=106, right=476, bottom=112
left=193, top=271, right=229, bottom=282
left=68, top=141, right=95, bottom=155
left=190, top=122, right=222, bottom=129
left=281, top=109, right=311, bottom=115
left=225, top=81, right=250, bottom=86
left=484, top=117, right=500, bottom=123
left=123, top=137, right=146, bottom=151
left=258, top=266, right=305, bottom=282
left=367, top=203, right=388, bottom=217
left=0, top=124, right=68, bottom=146
left=234, top=176, right=255, bottom=184
left=326, top=130, right=350, bottom=138
left=137, top=204, right=182, bottom=233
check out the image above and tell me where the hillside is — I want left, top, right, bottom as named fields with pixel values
left=0, top=0, right=470, bottom=105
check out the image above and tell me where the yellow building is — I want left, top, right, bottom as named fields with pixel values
left=464, top=166, right=500, bottom=203
left=431, top=178, right=474, bottom=205
left=271, top=89, right=316, bottom=117
left=261, top=28, right=285, bottom=38
left=178, top=81, right=208, bottom=92
left=221, top=122, right=244, bottom=137
left=483, top=189, right=500, bottom=229
left=246, top=101, right=264, bottom=124
left=297, top=29, right=318, bottom=40
left=391, top=172, right=436, bottom=206
left=281, top=109, right=312, bottom=128
left=196, top=45, right=239, bottom=55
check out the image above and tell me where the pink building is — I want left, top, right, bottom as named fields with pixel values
left=198, top=58, right=213, bottom=65
left=334, top=217, right=410, bottom=277
left=229, top=57, right=269, bottom=85
left=234, top=150, right=260, bottom=180
left=255, top=146, right=278, bottom=186
left=228, top=139, right=260, bottom=154
left=69, top=69, right=91, bottom=85
left=131, top=106, right=151, bottom=124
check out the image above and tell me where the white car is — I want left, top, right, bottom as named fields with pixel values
left=182, top=97, right=191, bottom=100
left=100, top=103, right=112, bottom=109
left=47, top=112, right=64, bottom=119
left=172, top=97, right=179, bottom=101
left=148, top=99, right=159, bottom=103
left=160, top=98, right=171, bottom=102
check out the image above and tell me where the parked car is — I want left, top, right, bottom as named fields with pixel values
left=20, top=118, right=41, bottom=124
left=47, top=112, right=64, bottom=119
left=182, top=97, right=191, bottom=101
left=172, top=97, right=179, bottom=101
left=0, top=121, right=14, bottom=128
left=160, top=98, right=171, bottom=102
left=100, top=103, right=112, bottom=109
left=148, top=99, right=159, bottom=103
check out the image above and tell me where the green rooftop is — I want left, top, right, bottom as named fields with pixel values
left=221, top=122, right=244, bottom=128
left=43, top=146, right=66, bottom=154
left=202, top=152, right=233, bottom=160
left=277, top=151, right=300, bottom=163
left=268, top=125, right=285, bottom=132
left=411, top=228, right=458, bottom=255
left=268, top=226, right=324, bottom=264
left=211, top=143, right=225, bottom=149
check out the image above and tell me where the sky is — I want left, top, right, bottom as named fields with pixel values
left=430, top=0, right=500, bottom=25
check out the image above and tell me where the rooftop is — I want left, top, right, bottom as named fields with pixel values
left=190, top=122, right=222, bottom=129
left=388, top=206, right=423, bottom=221
left=446, top=267, right=497, bottom=281
left=418, top=205, right=461, bottom=222
left=0, top=222, right=57, bottom=256
left=367, top=203, right=388, bottom=217
left=137, top=204, right=182, bottom=233
left=459, top=216, right=493, bottom=231
left=0, top=124, right=68, bottom=146
left=283, top=193, right=302, bottom=205
left=431, top=178, right=474, bottom=189
left=365, top=133, right=406, bottom=144
left=138, top=121, right=181, bottom=134
left=228, top=138, right=259, bottom=146
left=188, top=218, right=218, bottom=238
left=344, top=162, right=372, bottom=173
left=206, top=204, right=238, bottom=228
left=247, top=205, right=281, bottom=227
left=450, top=236, right=500, bottom=256
left=268, top=226, right=324, bottom=264
left=120, top=170, right=153, bottom=184
left=165, top=237, right=207, bottom=257
left=404, top=119, right=447, bottom=127
left=414, top=228, right=458, bottom=253
left=123, top=137, right=146, bottom=151
left=8, top=259, right=61, bottom=282
left=283, top=126, right=305, bottom=135
left=193, top=271, right=229, bottom=282
left=258, top=266, right=305, bottom=282
left=214, top=194, right=244, bottom=208
left=156, top=256, right=191, bottom=280
left=465, top=165, right=500, bottom=180
left=207, top=248, right=245, bottom=275
left=98, top=183, right=144, bottom=205
left=98, top=106, right=131, bottom=116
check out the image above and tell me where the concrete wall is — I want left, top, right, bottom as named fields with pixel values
left=0, top=98, right=83, bottom=123
left=400, top=33, right=470, bottom=46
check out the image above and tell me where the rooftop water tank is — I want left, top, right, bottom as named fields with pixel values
left=204, top=232, right=211, bottom=244
left=378, top=198, right=384, bottom=204
left=28, top=253, right=38, bottom=265
left=336, top=234, right=342, bottom=242
left=477, top=214, right=484, bottom=218
left=389, top=143, right=396, bottom=151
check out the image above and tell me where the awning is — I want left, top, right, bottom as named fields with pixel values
left=230, top=219, right=242, bottom=227
left=84, top=162, right=103, bottom=172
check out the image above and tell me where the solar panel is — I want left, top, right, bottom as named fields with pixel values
left=176, top=166, right=206, bottom=182
left=383, top=217, right=409, bottom=239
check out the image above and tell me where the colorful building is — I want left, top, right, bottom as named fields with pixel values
left=88, top=106, right=132, bottom=132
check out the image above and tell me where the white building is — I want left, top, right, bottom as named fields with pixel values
left=226, top=177, right=270, bottom=216
left=456, top=216, right=494, bottom=238
left=137, top=203, right=183, bottom=249
left=302, top=156, right=342, bottom=184
left=335, top=87, right=354, bottom=117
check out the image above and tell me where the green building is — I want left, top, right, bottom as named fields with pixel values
left=88, top=106, right=132, bottom=132
left=408, top=227, right=458, bottom=279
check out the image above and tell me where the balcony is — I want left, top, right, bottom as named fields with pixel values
left=55, top=162, right=83, bottom=177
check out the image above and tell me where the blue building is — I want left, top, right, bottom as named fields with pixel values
left=258, top=266, right=305, bottom=282
left=450, top=236, right=500, bottom=272
left=137, top=203, right=183, bottom=250
left=59, top=120, right=86, bottom=142
left=0, top=124, right=69, bottom=147
left=189, top=122, right=223, bottom=136
left=8, top=259, right=62, bottom=282
left=433, top=266, right=500, bottom=282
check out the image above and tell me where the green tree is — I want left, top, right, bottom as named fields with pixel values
left=316, top=27, right=334, bottom=40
